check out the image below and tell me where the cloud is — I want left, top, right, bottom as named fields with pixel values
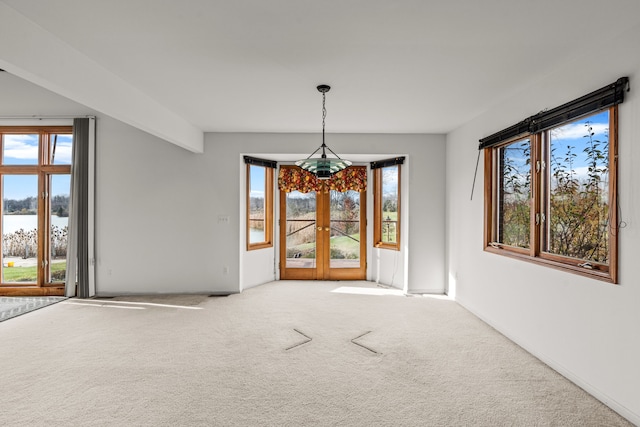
left=571, top=166, right=609, bottom=178
left=2, top=134, right=72, bottom=164
left=551, top=122, right=608, bottom=140
left=51, top=142, right=72, bottom=164
left=550, top=166, right=609, bottom=184
left=3, top=134, right=38, bottom=160
left=382, top=168, right=398, bottom=193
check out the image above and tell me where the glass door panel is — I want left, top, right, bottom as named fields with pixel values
left=48, top=174, right=70, bottom=283
left=329, top=190, right=361, bottom=269
left=2, top=175, right=39, bottom=283
left=285, top=191, right=317, bottom=269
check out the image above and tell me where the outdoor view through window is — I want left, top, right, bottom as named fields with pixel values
left=247, top=163, right=273, bottom=250
left=1, top=130, right=72, bottom=285
left=496, top=110, right=612, bottom=265
left=547, top=111, right=610, bottom=262
left=249, top=164, right=266, bottom=244
left=379, top=165, right=400, bottom=248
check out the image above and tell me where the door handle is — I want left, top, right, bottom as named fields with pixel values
left=324, top=227, right=330, bottom=232
left=317, top=227, right=322, bottom=231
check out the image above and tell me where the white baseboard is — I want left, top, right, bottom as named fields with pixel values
left=408, top=288, right=446, bottom=295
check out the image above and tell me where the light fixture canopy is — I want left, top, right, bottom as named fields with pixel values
left=295, top=84, right=352, bottom=179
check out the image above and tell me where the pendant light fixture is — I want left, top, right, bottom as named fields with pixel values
left=295, top=84, right=352, bottom=179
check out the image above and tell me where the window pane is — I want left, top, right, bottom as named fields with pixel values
left=285, top=191, right=316, bottom=268
left=49, top=175, right=70, bottom=283
left=50, top=134, right=73, bottom=165
left=2, top=134, right=39, bottom=165
left=497, top=138, right=531, bottom=248
left=248, top=165, right=266, bottom=244
left=2, top=175, right=39, bottom=283
left=330, top=190, right=360, bottom=268
left=381, top=165, right=399, bottom=244
left=547, top=111, right=610, bottom=263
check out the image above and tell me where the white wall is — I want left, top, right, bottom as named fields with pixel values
left=445, top=24, right=640, bottom=424
left=210, top=133, right=446, bottom=294
left=0, top=72, right=446, bottom=295
left=95, top=118, right=236, bottom=294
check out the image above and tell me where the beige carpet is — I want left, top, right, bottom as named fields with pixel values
left=0, top=281, right=630, bottom=426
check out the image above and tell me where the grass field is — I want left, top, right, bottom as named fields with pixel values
left=2, top=262, right=66, bottom=282
left=289, top=234, right=361, bottom=259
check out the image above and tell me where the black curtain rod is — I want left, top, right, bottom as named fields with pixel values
left=370, top=156, right=405, bottom=170
left=243, top=155, right=277, bottom=169
left=478, top=77, right=629, bottom=150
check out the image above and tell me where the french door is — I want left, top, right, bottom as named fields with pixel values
left=279, top=173, right=366, bottom=280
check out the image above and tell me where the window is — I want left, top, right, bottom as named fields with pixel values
left=245, top=156, right=275, bottom=250
left=482, top=78, right=627, bottom=283
left=493, top=136, right=532, bottom=251
left=0, top=127, right=72, bottom=288
left=372, top=157, right=403, bottom=250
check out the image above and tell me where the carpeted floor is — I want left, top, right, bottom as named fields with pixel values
left=0, top=296, right=66, bottom=322
left=0, top=281, right=631, bottom=426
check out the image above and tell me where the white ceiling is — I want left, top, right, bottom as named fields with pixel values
left=1, top=0, right=640, bottom=151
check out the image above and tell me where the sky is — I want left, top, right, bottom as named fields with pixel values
left=549, top=110, right=609, bottom=180
left=382, top=165, right=399, bottom=196
left=506, top=110, right=610, bottom=184
left=2, top=134, right=72, bottom=200
left=249, top=164, right=265, bottom=199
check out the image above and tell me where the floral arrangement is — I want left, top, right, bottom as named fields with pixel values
left=278, top=166, right=367, bottom=193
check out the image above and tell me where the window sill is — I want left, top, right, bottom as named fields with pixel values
left=374, top=243, right=400, bottom=251
left=483, top=245, right=616, bottom=284
left=247, top=242, right=273, bottom=251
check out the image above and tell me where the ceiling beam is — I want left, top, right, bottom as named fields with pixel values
left=0, top=2, right=203, bottom=153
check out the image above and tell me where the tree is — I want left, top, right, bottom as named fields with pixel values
left=499, top=139, right=531, bottom=248
left=548, top=121, right=609, bottom=263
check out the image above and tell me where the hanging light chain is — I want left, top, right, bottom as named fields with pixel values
left=295, top=84, right=351, bottom=178
left=321, top=90, right=327, bottom=153
left=322, top=91, right=327, bottom=133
